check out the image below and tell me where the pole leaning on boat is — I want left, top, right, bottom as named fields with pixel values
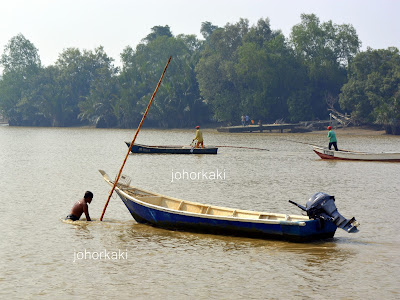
left=99, top=56, right=172, bottom=221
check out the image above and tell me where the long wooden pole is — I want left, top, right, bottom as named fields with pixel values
left=280, top=138, right=322, bottom=147
left=216, top=145, right=269, bottom=151
left=100, top=56, right=172, bottom=221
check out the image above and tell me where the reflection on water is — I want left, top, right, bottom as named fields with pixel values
left=1, top=127, right=399, bottom=299
left=121, top=223, right=356, bottom=265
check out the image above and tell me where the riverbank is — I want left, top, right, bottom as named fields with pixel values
left=309, top=125, right=386, bottom=136
left=1, top=122, right=390, bottom=136
left=214, top=122, right=389, bottom=135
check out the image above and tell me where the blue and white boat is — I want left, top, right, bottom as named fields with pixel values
left=99, top=170, right=359, bottom=242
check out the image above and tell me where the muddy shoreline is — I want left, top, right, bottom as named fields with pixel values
left=308, top=125, right=386, bottom=136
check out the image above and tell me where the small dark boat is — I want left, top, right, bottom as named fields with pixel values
left=125, top=142, right=218, bottom=154
left=99, top=170, right=359, bottom=242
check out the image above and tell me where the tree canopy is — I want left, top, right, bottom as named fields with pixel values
left=340, top=47, right=400, bottom=134
left=1, top=15, right=399, bottom=134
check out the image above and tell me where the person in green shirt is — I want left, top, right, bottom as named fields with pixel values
left=327, top=126, right=338, bottom=151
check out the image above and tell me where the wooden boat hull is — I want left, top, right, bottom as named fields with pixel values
left=100, top=170, right=337, bottom=242
left=119, top=193, right=336, bottom=242
left=126, top=142, right=218, bottom=154
left=313, top=146, right=400, bottom=162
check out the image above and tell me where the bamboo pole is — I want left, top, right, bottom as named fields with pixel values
left=216, top=145, right=269, bottom=151
left=100, top=56, right=172, bottom=221
left=279, top=138, right=322, bottom=147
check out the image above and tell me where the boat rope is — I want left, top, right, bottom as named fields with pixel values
left=216, top=145, right=269, bottom=151
left=279, top=138, right=323, bottom=148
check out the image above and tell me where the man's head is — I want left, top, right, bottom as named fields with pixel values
left=196, top=126, right=200, bottom=129
left=84, top=191, right=93, bottom=203
left=327, top=126, right=332, bottom=130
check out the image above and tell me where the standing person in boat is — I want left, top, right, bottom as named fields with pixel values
left=193, top=125, right=204, bottom=148
left=327, top=126, right=338, bottom=151
left=65, top=191, right=93, bottom=221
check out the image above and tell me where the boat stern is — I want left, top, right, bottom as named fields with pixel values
left=289, top=192, right=360, bottom=234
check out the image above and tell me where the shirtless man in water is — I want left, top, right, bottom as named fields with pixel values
left=65, top=191, right=93, bottom=221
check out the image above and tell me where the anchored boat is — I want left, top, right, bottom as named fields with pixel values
left=99, top=170, right=359, bottom=242
left=313, top=146, right=400, bottom=162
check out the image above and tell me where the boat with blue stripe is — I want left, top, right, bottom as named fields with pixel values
left=99, top=170, right=359, bottom=242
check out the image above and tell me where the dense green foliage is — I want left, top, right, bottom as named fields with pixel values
left=1, top=15, right=399, bottom=134
left=340, top=47, right=400, bottom=134
left=118, top=27, right=208, bottom=128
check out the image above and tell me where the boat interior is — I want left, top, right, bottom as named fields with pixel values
left=134, top=143, right=217, bottom=149
left=99, top=170, right=309, bottom=222
left=314, top=146, right=355, bottom=153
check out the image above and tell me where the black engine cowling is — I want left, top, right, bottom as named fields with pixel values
left=290, top=192, right=359, bottom=233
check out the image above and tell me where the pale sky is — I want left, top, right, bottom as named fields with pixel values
left=1, top=0, right=399, bottom=69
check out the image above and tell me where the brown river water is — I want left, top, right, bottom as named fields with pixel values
left=0, top=126, right=399, bottom=299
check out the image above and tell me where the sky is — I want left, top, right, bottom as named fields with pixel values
left=1, top=0, right=399, bottom=69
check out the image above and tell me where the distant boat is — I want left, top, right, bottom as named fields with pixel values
left=313, top=146, right=400, bottom=162
left=125, top=142, right=218, bottom=154
left=99, top=170, right=359, bottom=242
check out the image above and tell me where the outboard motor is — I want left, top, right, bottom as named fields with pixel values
left=289, top=192, right=359, bottom=233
